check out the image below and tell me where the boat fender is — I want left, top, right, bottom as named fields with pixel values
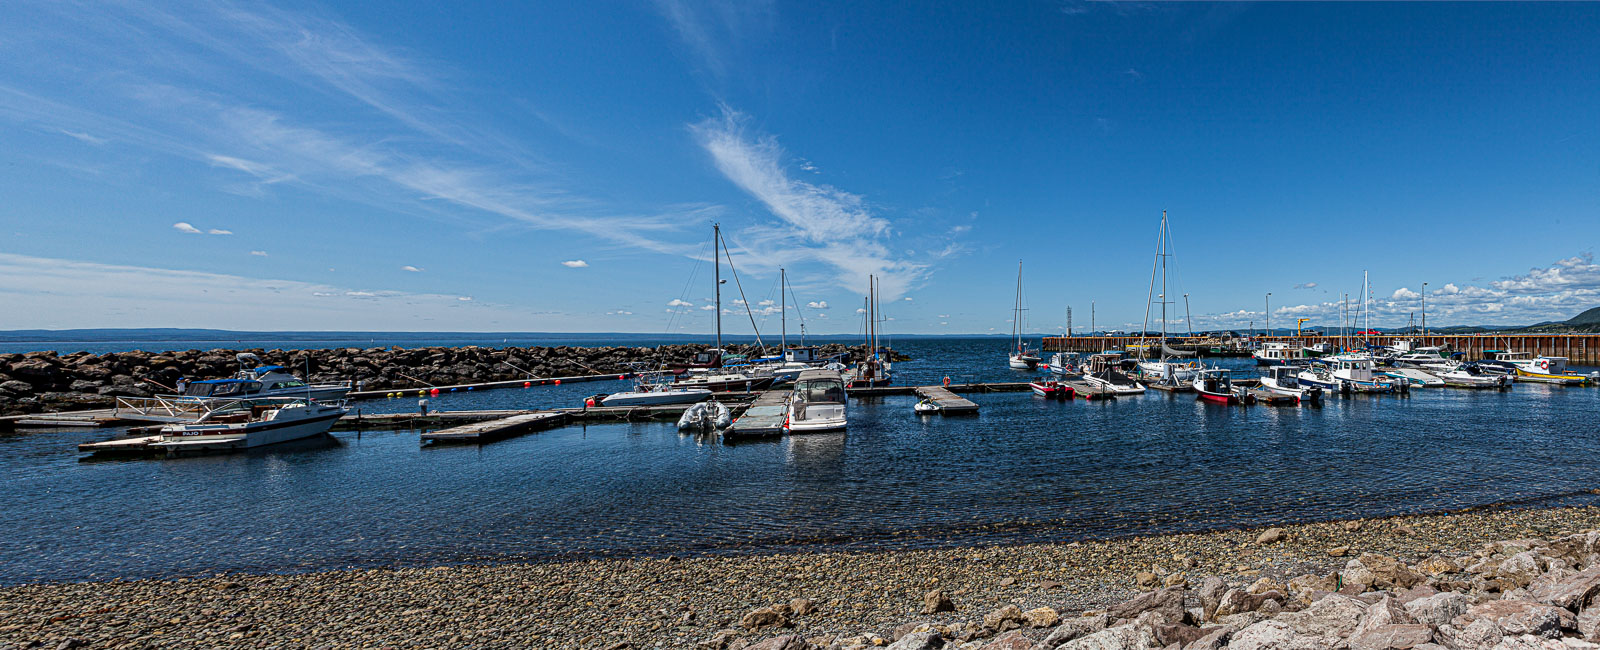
left=524, top=381, right=532, bottom=387
left=585, top=397, right=596, bottom=407
left=430, top=388, right=440, bottom=396
left=554, top=379, right=561, bottom=385
left=618, top=374, right=626, bottom=380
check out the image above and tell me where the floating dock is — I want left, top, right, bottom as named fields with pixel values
left=349, top=372, right=634, bottom=401
left=1062, top=380, right=1116, bottom=400
left=725, top=389, right=789, bottom=439
left=3, top=409, right=135, bottom=429
left=848, top=382, right=1030, bottom=397
left=913, top=386, right=979, bottom=414
left=420, top=411, right=569, bottom=444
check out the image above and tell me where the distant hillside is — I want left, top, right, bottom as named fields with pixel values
left=1514, top=307, right=1600, bottom=333
left=1568, top=306, right=1600, bottom=327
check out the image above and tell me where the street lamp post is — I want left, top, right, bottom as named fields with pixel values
left=1422, top=282, right=1428, bottom=338
left=1265, top=293, right=1272, bottom=338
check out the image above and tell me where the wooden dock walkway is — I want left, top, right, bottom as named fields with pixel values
left=725, top=389, right=789, bottom=439
left=2, top=409, right=135, bottom=429
left=348, top=372, right=634, bottom=401
left=848, top=382, right=1030, bottom=397
left=913, top=386, right=979, bottom=414
left=420, top=411, right=569, bottom=444
left=1062, top=380, right=1116, bottom=400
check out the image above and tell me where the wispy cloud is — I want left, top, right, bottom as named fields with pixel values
left=401, top=265, right=423, bottom=272
left=58, top=129, right=106, bottom=145
left=172, top=222, right=203, bottom=234
left=1293, top=282, right=1318, bottom=290
left=561, top=260, right=589, bottom=268
left=667, top=299, right=693, bottom=307
left=691, top=107, right=925, bottom=298
left=0, top=253, right=551, bottom=330
left=207, top=228, right=232, bottom=236
left=249, top=250, right=268, bottom=257
left=652, top=0, right=775, bottom=78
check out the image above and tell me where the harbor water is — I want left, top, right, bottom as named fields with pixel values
left=4, top=337, right=1599, bottom=585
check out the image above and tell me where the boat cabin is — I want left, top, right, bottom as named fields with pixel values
left=183, top=379, right=265, bottom=398
left=1265, top=366, right=1303, bottom=387
left=783, top=347, right=822, bottom=363
left=1195, top=368, right=1234, bottom=393
left=792, top=369, right=846, bottom=404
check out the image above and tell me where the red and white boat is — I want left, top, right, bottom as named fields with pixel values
left=1029, top=379, right=1074, bottom=400
left=1193, top=368, right=1253, bottom=405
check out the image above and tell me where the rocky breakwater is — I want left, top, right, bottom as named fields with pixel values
left=736, top=529, right=1600, bottom=650
left=0, top=343, right=889, bottom=416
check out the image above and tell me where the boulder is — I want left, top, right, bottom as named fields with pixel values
left=978, top=631, right=1032, bottom=649
left=1453, top=600, right=1573, bottom=639
left=1275, top=594, right=1368, bottom=638
left=886, top=631, right=945, bottom=650
left=1228, top=620, right=1326, bottom=650
left=1108, top=587, right=1185, bottom=623
left=1416, top=555, right=1459, bottom=576
left=741, top=606, right=790, bottom=630
left=1055, top=625, right=1153, bottom=650
left=1435, top=619, right=1503, bottom=649
left=1215, top=589, right=1285, bottom=618
left=1199, top=577, right=1228, bottom=621
left=744, top=635, right=812, bottom=650
left=1257, top=528, right=1287, bottom=545
left=1404, top=592, right=1471, bottom=628
left=1524, top=565, right=1600, bottom=610
left=1347, top=624, right=1432, bottom=649
left=1023, top=607, right=1059, bottom=628
left=1497, top=551, right=1547, bottom=590
left=983, top=605, right=1025, bottom=632
left=1344, top=554, right=1424, bottom=591
left=0, top=379, right=32, bottom=395
left=922, top=590, right=956, bottom=614
left=1037, top=614, right=1108, bottom=648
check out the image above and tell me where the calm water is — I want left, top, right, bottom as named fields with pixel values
left=4, top=338, right=1599, bottom=584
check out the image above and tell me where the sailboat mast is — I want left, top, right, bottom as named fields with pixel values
left=713, top=223, right=723, bottom=351
left=1014, top=261, right=1023, bottom=354
left=1160, top=210, right=1168, bottom=357
left=780, top=268, right=787, bottom=351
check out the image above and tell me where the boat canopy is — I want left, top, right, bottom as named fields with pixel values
left=792, top=370, right=845, bottom=403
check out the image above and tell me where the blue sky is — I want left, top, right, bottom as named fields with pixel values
left=1, top=1, right=1596, bottom=334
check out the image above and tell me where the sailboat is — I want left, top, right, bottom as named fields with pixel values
left=1008, top=261, right=1041, bottom=370
left=671, top=223, right=776, bottom=393
left=843, top=275, right=892, bottom=387
left=1135, top=210, right=1199, bottom=387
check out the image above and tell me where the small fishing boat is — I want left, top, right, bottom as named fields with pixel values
left=1325, top=354, right=1400, bottom=394
left=1083, top=353, right=1145, bottom=395
left=1193, top=368, right=1252, bottom=404
left=1301, top=342, right=1334, bottom=358
left=1259, top=366, right=1324, bottom=404
left=1438, top=365, right=1514, bottom=389
left=1044, top=352, right=1082, bottom=377
left=153, top=398, right=347, bottom=453
left=785, top=369, right=848, bottom=433
left=1252, top=342, right=1300, bottom=366
left=677, top=401, right=732, bottom=431
left=1487, top=352, right=1588, bottom=385
left=1029, top=378, right=1074, bottom=400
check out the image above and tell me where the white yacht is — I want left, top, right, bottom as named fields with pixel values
left=152, top=398, right=347, bottom=452
left=785, top=369, right=847, bottom=433
left=1392, top=352, right=1458, bottom=372
left=600, top=373, right=712, bottom=406
left=1006, top=261, right=1041, bottom=370
left=1438, top=365, right=1513, bottom=389
left=1083, top=353, right=1145, bottom=395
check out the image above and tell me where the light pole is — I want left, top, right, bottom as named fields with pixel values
left=1421, top=282, right=1428, bottom=338
left=1265, top=292, right=1272, bottom=338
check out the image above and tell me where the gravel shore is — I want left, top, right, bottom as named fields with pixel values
left=5, top=505, right=1600, bottom=649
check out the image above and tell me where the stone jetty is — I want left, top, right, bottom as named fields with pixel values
left=0, top=343, right=896, bottom=416
left=4, top=506, right=1600, bottom=649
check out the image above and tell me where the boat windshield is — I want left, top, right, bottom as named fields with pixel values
left=184, top=380, right=262, bottom=397
left=794, top=379, right=845, bottom=403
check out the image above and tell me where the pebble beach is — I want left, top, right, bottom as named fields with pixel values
left=7, top=504, right=1600, bottom=649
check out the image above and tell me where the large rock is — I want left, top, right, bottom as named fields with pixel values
left=1215, top=589, right=1284, bottom=618
left=1497, top=551, right=1547, bottom=589
left=1343, top=554, right=1425, bottom=591
left=980, top=631, right=1033, bottom=649
left=984, top=605, right=1025, bottom=632
left=1404, top=592, right=1471, bottom=628
left=922, top=590, right=956, bottom=614
left=744, top=635, right=812, bottom=650
left=1055, top=625, right=1153, bottom=650
left=1453, top=600, right=1573, bottom=639
left=1108, top=587, right=1184, bottom=623
left=1023, top=607, right=1059, bottom=628
left=1182, top=626, right=1232, bottom=650
left=1524, top=565, right=1600, bottom=610
left=1275, top=594, right=1369, bottom=638
left=1199, top=577, right=1228, bottom=621
left=1228, top=620, right=1328, bottom=650
left=886, top=630, right=944, bottom=650
left=1036, top=614, right=1107, bottom=648
left=1347, top=624, right=1432, bottom=649
left=741, top=606, right=790, bottom=630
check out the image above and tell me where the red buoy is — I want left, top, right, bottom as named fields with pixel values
left=554, top=379, right=561, bottom=385
left=523, top=381, right=532, bottom=387
left=429, top=388, right=440, bottom=396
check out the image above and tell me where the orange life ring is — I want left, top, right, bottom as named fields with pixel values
left=942, top=376, right=951, bottom=387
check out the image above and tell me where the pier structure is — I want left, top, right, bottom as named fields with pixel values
left=1042, top=333, right=1600, bottom=364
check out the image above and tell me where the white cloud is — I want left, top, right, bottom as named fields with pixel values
left=758, top=299, right=775, bottom=306
left=249, top=250, right=268, bottom=257
left=691, top=107, right=924, bottom=298
left=457, top=296, right=472, bottom=301
left=207, top=229, right=233, bottom=235
left=855, top=307, right=867, bottom=314
left=1294, top=282, right=1318, bottom=290
left=562, top=260, right=589, bottom=268
left=1392, top=288, right=1421, bottom=300
left=58, top=129, right=107, bottom=145
left=700, top=304, right=717, bottom=311
left=401, top=265, right=423, bottom=272
left=903, top=297, right=913, bottom=301
left=807, top=300, right=828, bottom=309
left=938, top=314, right=950, bottom=318
left=667, top=299, right=693, bottom=307
left=172, top=222, right=203, bottom=234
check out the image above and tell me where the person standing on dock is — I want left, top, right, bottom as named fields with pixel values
left=175, top=378, right=187, bottom=394
left=418, top=398, right=429, bottom=416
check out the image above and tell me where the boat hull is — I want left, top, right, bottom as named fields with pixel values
left=1029, top=382, right=1073, bottom=399
left=1513, top=370, right=1587, bottom=385
left=1195, top=390, right=1240, bottom=405
left=601, top=389, right=711, bottom=406
left=155, top=411, right=344, bottom=451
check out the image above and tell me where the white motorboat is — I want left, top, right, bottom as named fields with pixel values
left=172, top=353, right=351, bottom=402
left=1137, top=359, right=1200, bottom=383
left=1392, top=352, right=1457, bottom=373
left=914, top=399, right=941, bottom=414
left=1381, top=368, right=1445, bottom=388
left=677, top=401, right=732, bottom=431
left=1325, top=354, right=1400, bottom=394
left=1438, top=365, right=1513, bottom=389
left=785, top=369, right=847, bottom=433
left=1259, top=366, right=1324, bottom=404
left=151, top=398, right=347, bottom=453
left=1045, top=352, right=1082, bottom=377
left=600, top=374, right=712, bottom=407
left=1083, top=353, right=1145, bottom=395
